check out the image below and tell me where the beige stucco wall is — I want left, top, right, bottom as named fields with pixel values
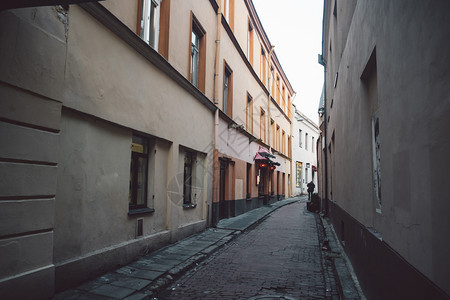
left=324, top=0, right=450, bottom=294
left=55, top=110, right=133, bottom=263
left=65, top=6, right=214, bottom=151
left=0, top=7, right=65, bottom=299
left=54, top=0, right=214, bottom=265
left=101, top=0, right=139, bottom=33
left=219, top=25, right=269, bottom=128
left=167, top=0, right=217, bottom=100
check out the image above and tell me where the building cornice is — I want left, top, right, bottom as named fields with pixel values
left=294, top=109, right=319, bottom=131
left=0, top=0, right=102, bottom=10
left=79, top=2, right=218, bottom=113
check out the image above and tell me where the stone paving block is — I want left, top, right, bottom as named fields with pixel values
left=129, top=260, right=177, bottom=273
left=123, top=293, right=150, bottom=300
left=53, top=288, right=114, bottom=300
left=76, top=272, right=124, bottom=292
left=147, top=254, right=188, bottom=262
left=115, top=266, right=163, bottom=281
left=109, top=277, right=151, bottom=291
left=90, top=284, right=135, bottom=299
left=201, top=244, right=220, bottom=255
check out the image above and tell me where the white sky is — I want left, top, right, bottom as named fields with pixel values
left=252, top=0, right=324, bottom=125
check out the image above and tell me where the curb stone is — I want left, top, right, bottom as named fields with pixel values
left=316, top=213, right=366, bottom=300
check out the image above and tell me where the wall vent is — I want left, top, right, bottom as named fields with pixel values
left=136, top=218, right=143, bottom=237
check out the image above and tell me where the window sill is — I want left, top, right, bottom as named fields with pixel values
left=128, top=207, right=155, bottom=216
left=183, top=203, right=197, bottom=209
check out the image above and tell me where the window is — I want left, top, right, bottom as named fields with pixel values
left=260, top=108, right=266, bottom=143
left=260, top=46, right=267, bottom=86
left=247, top=93, right=253, bottom=134
left=223, top=62, right=233, bottom=117
left=247, top=19, right=254, bottom=65
left=271, top=119, right=275, bottom=147
left=305, top=133, right=308, bottom=150
left=276, top=76, right=280, bottom=104
left=190, top=13, right=206, bottom=92
left=282, top=130, right=285, bottom=154
left=299, top=129, right=302, bottom=148
left=183, top=151, right=196, bottom=205
left=287, top=95, right=292, bottom=119
left=276, top=125, right=280, bottom=151
left=224, top=0, right=235, bottom=30
left=296, top=161, right=302, bottom=187
left=312, top=137, right=315, bottom=153
left=190, top=31, right=200, bottom=88
left=288, top=136, right=291, bottom=158
left=138, top=0, right=161, bottom=49
left=271, top=68, right=275, bottom=97
left=282, top=85, right=286, bottom=111
left=129, top=135, right=150, bottom=212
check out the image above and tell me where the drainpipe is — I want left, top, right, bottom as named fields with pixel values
left=212, top=1, right=222, bottom=225
left=267, top=45, right=275, bottom=196
left=318, top=0, right=328, bottom=216
left=318, top=62, right=328, bottom=216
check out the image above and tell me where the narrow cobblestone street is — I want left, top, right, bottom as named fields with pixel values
left=159, top=201, right=331, bottom=299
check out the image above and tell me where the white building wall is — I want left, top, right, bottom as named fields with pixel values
left=292, top=108, right=319, bottom=196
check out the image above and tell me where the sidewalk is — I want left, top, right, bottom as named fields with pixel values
left=54, top=196, right=364, bottom=299
left=53, top=197, right=299, bottom=300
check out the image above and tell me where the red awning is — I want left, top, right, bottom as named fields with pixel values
left=254, top=152, right=267, bottom=160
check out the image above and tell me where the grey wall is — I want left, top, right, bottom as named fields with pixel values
left=323, top=0, right=450, bottom=296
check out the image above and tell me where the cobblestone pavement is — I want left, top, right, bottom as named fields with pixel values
left=158, top=201, right=332, bottom=299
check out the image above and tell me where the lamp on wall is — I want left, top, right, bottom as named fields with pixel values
left=318, top=107, right=325, bottom=117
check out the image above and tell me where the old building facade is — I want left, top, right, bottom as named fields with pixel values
left=318, top=0, right=450, bottom=299
left=292, top=106, right=319, bottom=196
left=0, top=0, right=293, bottom=298
left=211, top=0, right=294, bottom=224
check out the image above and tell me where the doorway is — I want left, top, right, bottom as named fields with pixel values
left=219, top=159, right=227, bottom=219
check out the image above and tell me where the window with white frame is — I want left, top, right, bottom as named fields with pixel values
left=305, top=133, right=308, bottom=150
left=139, top=0, right=161, bottom=49
left=299, top=129, right=302, bottom=148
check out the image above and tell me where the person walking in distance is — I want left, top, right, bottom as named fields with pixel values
left=307, top=181, right=315, bottom=200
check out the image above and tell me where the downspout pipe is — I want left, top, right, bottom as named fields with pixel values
left=318, top=0, right=328, bottom=216
left=267, top=45, right=275, bottom=196
left=212, top=1, right=222, bottom=226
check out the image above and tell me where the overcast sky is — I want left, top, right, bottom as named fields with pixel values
left=252, top=0, right=324, bottom=125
